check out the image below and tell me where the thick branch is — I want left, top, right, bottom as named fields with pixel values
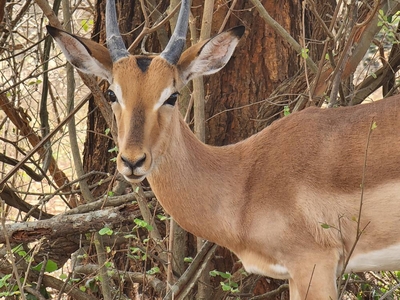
left=0, top=204, right=141, bottom=244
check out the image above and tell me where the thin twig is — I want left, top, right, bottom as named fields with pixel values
left=301, top=1, right=312, bottom=102
left=218, top=0, right=237, bottom=33
left=249, top=283, right=289, bottom=300
left=128, top=2, right=181, bottom=52
left=0, top=200, right=27, bottom=300
left=338, top=118, right=376, bottom=296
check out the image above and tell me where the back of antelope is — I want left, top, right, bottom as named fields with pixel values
left=48, top=0, right=400, bottom=298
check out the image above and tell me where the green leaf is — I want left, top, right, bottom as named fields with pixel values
left=146, top=267, right=160, bottom=275
left=157, top=214, right=168, bottom=221
left=184, top=257, right=193, bottom=263
left=45, top=260, right=58, bottom=272
left=130, top=247, right=141, bottom=253
left=134, top=218, right=153, bottom=231
left=85, top=278, right=98, bottom=292
left=105, top=128, right=111, bottom=135
left=301, top=48, right=309, bottom=59
left=124, top=234, right=135, bottom=239
left=283, top=106, right=291, bottom=116
left=80, top=19, right=94, bottom=32
left=59, top=273, right=67, bottom=280
left=371, top=121, right=377, bottom=130
left=108, top=146, right=118, bottom=153
left=12, top=244, right=24, bottom=255
left=221, top=282, right=231, bottom=291
left=99, top=227, right=113, bottom=236
left=209, top=270, right=219, bottom=277
left=209, top=270, right=231, bottom=279
left=0, top=274, right=12, bottom=288
left=219, top=272, right=231, bottom=279
left=321, top=223, right=330, bottom=229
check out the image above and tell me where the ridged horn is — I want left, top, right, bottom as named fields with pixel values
left=160, top=0, right=191, bottom=65
left=106, top=0, right=129, bottom=62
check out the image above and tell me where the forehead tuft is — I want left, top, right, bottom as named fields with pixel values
left=136, top=56, right=153, bottom=72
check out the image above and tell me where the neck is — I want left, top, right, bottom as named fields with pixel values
left=147, top=116, right=245, bottom=251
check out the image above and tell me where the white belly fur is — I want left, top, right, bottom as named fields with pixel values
left=242, top=261, right=290, bottom=279
left=239, top=251, right=290, bottom=279
left=345, top=243, right=400, bottom=273
left=241, top=243, right=400, bottom=280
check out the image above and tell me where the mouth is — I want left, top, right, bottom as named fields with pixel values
left=124, top=174, right=146, bottom=183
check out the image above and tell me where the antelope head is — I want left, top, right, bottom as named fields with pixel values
left=47, top=0, right=244, bottom=183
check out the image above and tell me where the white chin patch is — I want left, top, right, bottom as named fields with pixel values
left=124, top=174, right=146, bottom=183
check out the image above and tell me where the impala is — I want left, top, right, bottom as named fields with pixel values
left=47, top=0, right=400, bottom=298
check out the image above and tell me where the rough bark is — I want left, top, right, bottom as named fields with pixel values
left=189, top=0, right=302, bottom=145
left=0, top=204, right=140, bottom=244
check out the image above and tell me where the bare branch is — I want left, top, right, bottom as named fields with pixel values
left=0, top=204, right=141, bottom=244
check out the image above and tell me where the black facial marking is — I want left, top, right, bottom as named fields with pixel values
left=136, top=57, right=153, bottom=72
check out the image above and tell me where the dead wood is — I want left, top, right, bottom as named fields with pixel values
left=0, top=204, right=141, bottom=244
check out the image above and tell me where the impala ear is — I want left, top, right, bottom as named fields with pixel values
left=177, top=26, right=245, bottom=84
left=47, top=26, right=113, bottom=83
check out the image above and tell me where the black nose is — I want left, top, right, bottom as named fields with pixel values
left=121, top=154, right=146, bottom=170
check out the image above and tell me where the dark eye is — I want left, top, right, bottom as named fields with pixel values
left=163, top=92, right=179, bottom=106
left=105, top=89, right=118, bottom=103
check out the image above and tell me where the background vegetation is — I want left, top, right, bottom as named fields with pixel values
left=1, top=0, right=400, bottom=299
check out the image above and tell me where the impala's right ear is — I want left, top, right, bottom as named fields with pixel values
left=47, top=25, right=113, bottom=83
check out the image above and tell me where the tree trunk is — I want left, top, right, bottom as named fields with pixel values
left=190, top=0, right=302, bottom=145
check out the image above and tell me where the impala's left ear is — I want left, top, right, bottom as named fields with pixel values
left=177, top=26, right=245, bottom=84
left=47, top=25, right=113, bottom=83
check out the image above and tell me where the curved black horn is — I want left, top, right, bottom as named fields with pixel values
left=160, top=0, right=191, bottom=65
left=106, top=0, right=129, bottom=62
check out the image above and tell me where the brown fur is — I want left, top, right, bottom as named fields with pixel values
left=50, top=25, right=400, bottom=299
